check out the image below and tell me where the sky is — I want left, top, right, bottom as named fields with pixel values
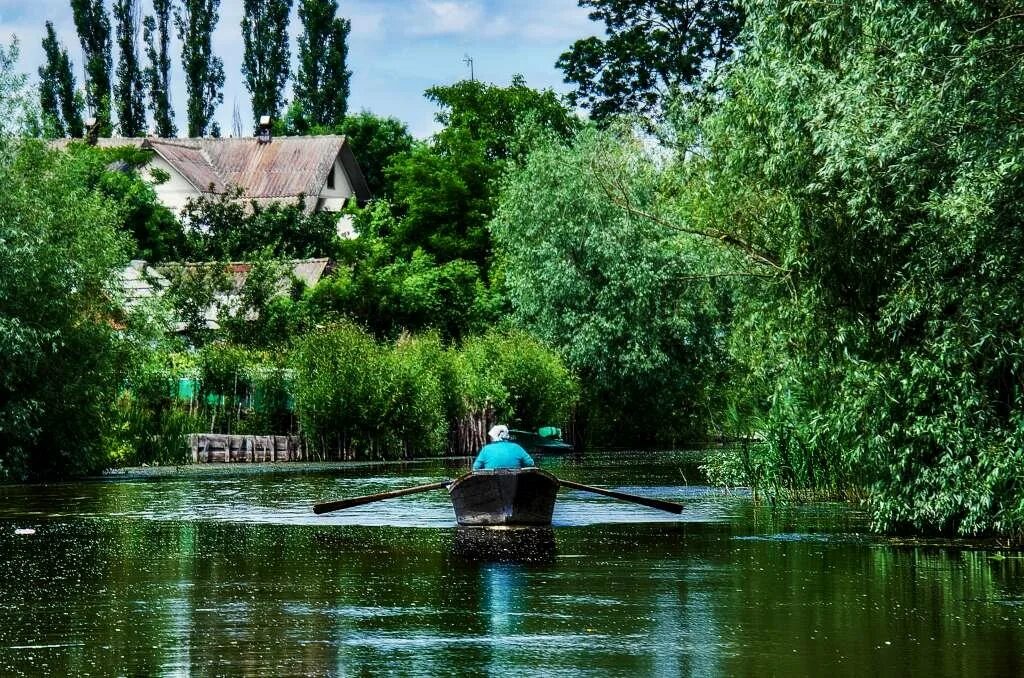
left=0, top=0, right=594, bottom=139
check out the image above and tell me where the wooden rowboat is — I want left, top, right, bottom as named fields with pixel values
left=313, top=469, right=682, bottom=524
left=448, top=468, right=560, bottom=526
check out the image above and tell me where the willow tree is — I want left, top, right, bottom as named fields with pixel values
left=241, top=0, right=292, bottom=126
left=671, top=0, right=1024, bottom=536
left=39, top=22, right=83, bottom=138
left=491, top=126, right=730, bottom=446
left=294, top=0, right=351, bottom=128
left=113, top=0, right=145, bottom=136
left=70, top=0, right=113, bottom=134
left=176, top=0, right=224, bottom=136
left=143, top=0, right=176, bottom=137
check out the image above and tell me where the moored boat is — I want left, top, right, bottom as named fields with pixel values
left=448, top=468, right=560, bottom=526
left=508, top=427, right=573, bottom=455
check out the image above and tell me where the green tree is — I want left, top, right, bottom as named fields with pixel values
left=427, top=75, right=580, bottom=162
left=1, top=40, right=42, bottom=137
left=39, top=22, right=84, bottom=138
left=294, top=0, right=351, bottom=128
left=113, top=0, right=146, bottom=136
left=241, top=0, right=292, bottom=126
left=386, top=77, right=580, bottom=266
left=143, top=0, right=176, bottom=137
left=71, top=0, right=113, bottom=135
left=670, top=0, right=1024, bottom=535
left=557, top=0, right=742, bottom=122
left=337, top=111, right=413, bottom=197
left=0, top=140, right=131, bottom=479
left=179, top=188, right=339, bottom=260
left=491, top=126, right=729, bottom=445
left=176, top=0, right=225, bottom=137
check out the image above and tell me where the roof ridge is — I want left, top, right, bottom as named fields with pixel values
left=146, top=138, right=201, bottom=149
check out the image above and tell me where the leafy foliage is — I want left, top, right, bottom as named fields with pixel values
left=672, top=0, right=1024, bottom=535
left=142, top=0, right=176, bottom=137
left=112, top=0, right=146, bottom=136
left=70, top=0, right=113, bottom=134
left=175, top=0, right=225, bottom=137
left=0, top=141, right=131, bottom=479
left=307, top=207, right=492, bottom=341
left=178, top=188, right=339, bottom=260
left=290, top=322, right=576, bottom=459
left=294, top=0, right=351, bottom=128
left=336, top=111, right=413, bottom=197
left=241, top=0, right=292, bottom=126
left=491, top=125, right=730, bottom=445
left=39, top=23, right=84, bottom=138
left=557, top=0, right=742, bottom=122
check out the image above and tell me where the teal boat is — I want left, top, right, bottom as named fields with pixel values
left=508, top=427, right=573, bottom=455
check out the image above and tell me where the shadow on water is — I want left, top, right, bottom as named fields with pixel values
left=451, top=527, right=556, bottom=565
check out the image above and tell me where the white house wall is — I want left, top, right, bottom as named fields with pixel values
left=143, top=151, right=358, bottom=215
left=319, top=156, right=355, bottom=204
left=146, top=156, right=201, bottom=213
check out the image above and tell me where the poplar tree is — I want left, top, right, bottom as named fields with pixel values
left=70, top=0, right=113, bottom=135
left=113, top=0, right=145, bottom=136
left=38, top=22, right=84, bottom=138
left=143, top=0, right=176, bottom=137
left=241, top=0, right=292, bottom=126
left=294, top=0, right=351, bottom=128
left=175, top=0, right=225, bottom=137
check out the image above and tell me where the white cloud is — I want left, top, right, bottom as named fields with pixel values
left=407, top=1, right=483, bottom=36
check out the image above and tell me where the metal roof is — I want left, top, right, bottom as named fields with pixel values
left=144, top=135, right=370, bottom=201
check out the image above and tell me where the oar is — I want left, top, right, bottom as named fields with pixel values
left=559, top=479, right=683, bottom=514
left=313, top=480, right=451, bottom=515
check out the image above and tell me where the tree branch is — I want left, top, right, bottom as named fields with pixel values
left=588, top=157, right=789, bottom=273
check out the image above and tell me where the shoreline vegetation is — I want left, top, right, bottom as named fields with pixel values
left=3, top=2, right=1024, bottom=539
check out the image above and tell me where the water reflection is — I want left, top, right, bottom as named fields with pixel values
left=0, top=454, right=1023, bottom=676
left=452, top=527, right=556, bottom=564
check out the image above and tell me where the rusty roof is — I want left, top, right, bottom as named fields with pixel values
left=143, top=135, right=369, bottom=201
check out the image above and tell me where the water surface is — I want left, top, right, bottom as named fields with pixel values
left=0, top=452, right=1021, bottom=676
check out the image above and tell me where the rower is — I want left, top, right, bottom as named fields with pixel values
left=472, top=425, right=535, bottom=470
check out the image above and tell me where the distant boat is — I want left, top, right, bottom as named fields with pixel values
left=448, top=468, right=560, bottom=526
left=508, top=427, right=573, bottom=455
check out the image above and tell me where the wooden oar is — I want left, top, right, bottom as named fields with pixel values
left=313, top=480, right=451, bottom=515
left=559, top=479, right=683, bottom=514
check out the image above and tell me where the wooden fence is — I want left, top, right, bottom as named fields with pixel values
left=189, top=434, right=305, bottom=463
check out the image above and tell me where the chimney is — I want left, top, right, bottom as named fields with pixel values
left=84, top=117, right=99, bottom=146
left=256, top=115, right=272, bottom=144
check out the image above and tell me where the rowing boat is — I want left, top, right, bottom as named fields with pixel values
left=448, top=468, right=560, bottom=526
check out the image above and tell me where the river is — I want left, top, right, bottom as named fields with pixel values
left=0, top=451, right=1021, bottom=676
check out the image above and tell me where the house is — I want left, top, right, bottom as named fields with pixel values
left=53, top=133, right=372, bottom=236
left=120, top=257, right=333, bottom=332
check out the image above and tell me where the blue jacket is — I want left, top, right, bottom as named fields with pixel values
left=472, top=441, right=535, bottom=470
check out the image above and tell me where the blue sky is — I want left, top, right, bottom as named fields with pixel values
left=0, top=0, right=594, bottom=138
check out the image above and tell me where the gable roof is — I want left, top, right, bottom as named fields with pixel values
left=144, top=135, right=371, bottom=202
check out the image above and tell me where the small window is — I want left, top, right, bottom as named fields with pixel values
left=326, top=165, right=335, bottom=190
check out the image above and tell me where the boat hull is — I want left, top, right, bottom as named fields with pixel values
left=448, top=468, right=560, bottom=526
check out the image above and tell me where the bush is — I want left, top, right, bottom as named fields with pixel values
left=0, top=140, right=133, bottom=479
left=290, top=322, right=577, bottom=460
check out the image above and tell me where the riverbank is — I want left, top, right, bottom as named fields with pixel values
left=98, top=457, right=473, bottom=480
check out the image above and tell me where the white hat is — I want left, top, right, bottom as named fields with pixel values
left=488, top=425, right=510, bottom=442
